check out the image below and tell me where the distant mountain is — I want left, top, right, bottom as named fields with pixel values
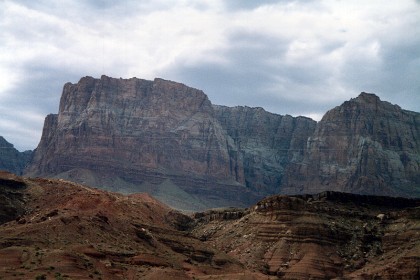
left=0, top=136, right=32, bottom=175
left=24, top=76, right=420, bottom=210
left=282, top=92, right=420, bottom=197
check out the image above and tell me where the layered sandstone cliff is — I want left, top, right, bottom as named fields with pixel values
left=282, top=92, right=420, bottom=197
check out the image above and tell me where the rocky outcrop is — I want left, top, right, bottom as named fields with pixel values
left=214, top=106, right=316, bottom=195
left=28, top=76, right=238, bottom=179
left=282, top=92, right=420, bottom=197
left=0, top=136, right=32, bottom=175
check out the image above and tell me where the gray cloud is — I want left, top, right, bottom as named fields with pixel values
left=164, top=29, right=348, bottom=118
left=224, top=0, right=316, bottom=11
left=1, top=0, right=420, bottom=151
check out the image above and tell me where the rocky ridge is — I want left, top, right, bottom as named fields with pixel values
left=26, top=76, right=256, bottom=210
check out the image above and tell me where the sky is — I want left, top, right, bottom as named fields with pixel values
left=1, top=0, right=420, bottom=151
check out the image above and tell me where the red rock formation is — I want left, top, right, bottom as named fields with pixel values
left=1, top=172, right=419, bottom=279
left=0, top=172, right=249, bottom=280
left=192, top=192, right=420, bottom=279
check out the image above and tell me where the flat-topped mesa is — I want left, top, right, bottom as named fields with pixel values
left=25, top=75, right=319, bottom=210
left=57, top=75, right=212, bottom=130
left=26, top=76, right=251, bottom=210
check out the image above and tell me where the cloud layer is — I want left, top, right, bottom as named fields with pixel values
left=1, top=0, right=420, bottom=150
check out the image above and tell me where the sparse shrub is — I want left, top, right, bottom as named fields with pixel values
left=35, top=274, right=46, bottom=280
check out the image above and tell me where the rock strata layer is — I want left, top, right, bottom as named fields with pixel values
left=193, top=191, right=420, bottom=279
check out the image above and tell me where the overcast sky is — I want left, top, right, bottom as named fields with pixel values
left=1, top=0, right=420, bottom=151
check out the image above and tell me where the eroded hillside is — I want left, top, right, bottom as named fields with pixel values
left=1, top=172, right=419, bottom=279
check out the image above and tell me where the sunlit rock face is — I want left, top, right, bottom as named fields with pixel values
left=282, top=92, right=420, bottom=197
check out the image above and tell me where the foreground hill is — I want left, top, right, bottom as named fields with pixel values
left=0, top=171, right=248, bottom=280
left=1, top=172, right=419, bottom=279
left=24, top=76, right=420, bottom=210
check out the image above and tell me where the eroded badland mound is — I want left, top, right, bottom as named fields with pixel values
left=0, top=171, right=246, bottom=280
left=1, top=172, right=419, bottom=279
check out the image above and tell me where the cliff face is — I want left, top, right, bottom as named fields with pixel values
left=26, top=76, right=256, bottom=210
left=26, top=76, right=317, bottom=210
left=25, top=76, right=420, bottom=209
left=282, top=92, right=420, bottom=197
left=214, top=106, right=316, bottom=195
left=0, top=136, right=32, bottom=175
